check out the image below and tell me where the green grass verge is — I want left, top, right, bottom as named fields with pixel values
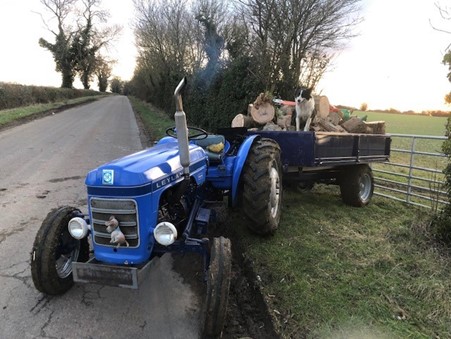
left=128, top=96, right=174, bottom=141
left=0, top=96, right=104, bottom=127
left=233, top=186, right=451, bottom=338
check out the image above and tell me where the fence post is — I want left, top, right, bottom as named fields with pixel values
left=406, top=136, right=416, bottom=204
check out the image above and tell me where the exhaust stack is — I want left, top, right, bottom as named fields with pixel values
left=174, top=77, right=190, bottom=179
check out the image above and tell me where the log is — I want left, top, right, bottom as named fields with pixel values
left=231, top=114, right=257, bottom=128
left=280, top=105, right=294, bottom=116
left=327, top=111, right=342, bottom=125
left=250, top=102, right=275, bottom=124
left=277, top=115, right=292, bottom=129
left=247, top=104, right=253, bottom=116
left=341, top=116, right=367, bottom=133
left=314, top=95, right=330, bottom=119
left=263, top=122, right=282, bottom=131
left=365, top=121, right=386, bottom=134
left=316, top=117, right=347, bottom=133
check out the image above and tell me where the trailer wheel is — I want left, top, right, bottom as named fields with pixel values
left=31, top=206, right=90, bottom=295
left=340, top=165, right=374, bottom=207
left=241, top=138, right=282, bottom=235
left=202, top=237, right=232, bottom=338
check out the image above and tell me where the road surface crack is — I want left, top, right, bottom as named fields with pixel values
left=0, top=226, right=26, bottom=245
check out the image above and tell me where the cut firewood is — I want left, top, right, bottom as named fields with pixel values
left=365, top=121, right=386, bottom=134
left=314, top=95, right=330, bottom=119
left=277, top=115, right=292, bottom=129
left=316, top=117, right=347, bottom=133
left=231, top=113, right=258, bottom=128
left=251, top=93, right=275, bottom=124
left=327, top=111, right=342, bottom=125
left=247, top=104, right=253, bottom=116
left=262, top=122, right=282, bottom=131
left=280, top=105, right=294, bottom=116
left=250, top=102, right=275, bottom=124
left=341, top=116, right=367, bottom=133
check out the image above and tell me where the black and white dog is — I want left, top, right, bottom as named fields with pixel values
left=294, top=88, right=315, bottom=131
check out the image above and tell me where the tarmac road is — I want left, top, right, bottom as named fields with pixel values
left=0, top=96, right=201, bottom=339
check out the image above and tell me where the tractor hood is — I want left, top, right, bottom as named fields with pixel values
left=85, top=141, right=207, bottom=188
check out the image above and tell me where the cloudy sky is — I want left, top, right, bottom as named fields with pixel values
left=0, top=0, right=450, bottom=112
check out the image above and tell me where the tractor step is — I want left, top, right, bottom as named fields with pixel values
left=72, top=257, right=154, bottom=289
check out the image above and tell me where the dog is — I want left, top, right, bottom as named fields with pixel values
left=105, top=215, right=129, bottom=248
left=294, top=87, right=315, bottom=131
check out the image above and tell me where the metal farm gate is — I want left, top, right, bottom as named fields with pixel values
left=373, top=133, right=449, bottom=210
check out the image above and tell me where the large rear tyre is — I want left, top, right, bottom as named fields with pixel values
left=339, top=165, right=374, bottom=207
left=202, top=237, right=232, bottom=338
left=241, top=138, right=282, bottom=235
left=31, top=206, right=90, bottom=295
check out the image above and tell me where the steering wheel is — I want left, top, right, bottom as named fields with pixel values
left=165, top=126, right=208, bottom=140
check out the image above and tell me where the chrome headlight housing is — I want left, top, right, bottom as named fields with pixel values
left=68, top=217, right=89, bottom=240
left=154, top=222, right=177, bottom=246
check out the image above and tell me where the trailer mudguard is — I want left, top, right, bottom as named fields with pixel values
left=230, top=134, right=260, bottom=207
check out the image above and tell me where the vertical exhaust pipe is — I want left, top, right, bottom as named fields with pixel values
left=174, top=77, right=190, bottom=180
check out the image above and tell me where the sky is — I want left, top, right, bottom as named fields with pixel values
left=0, top=0, right=450, bottom=112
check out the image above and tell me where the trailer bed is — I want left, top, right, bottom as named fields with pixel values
left=246, top=130, right=391, bottom=169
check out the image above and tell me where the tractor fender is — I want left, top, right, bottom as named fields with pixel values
left=231, top=134, right=260, bottom=207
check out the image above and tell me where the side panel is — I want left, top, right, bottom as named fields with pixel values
left=230, top=134, right=260, bottom=206
left=247, top=130, right=391, bottom=167
left=246, top=130, right=316, bottom=168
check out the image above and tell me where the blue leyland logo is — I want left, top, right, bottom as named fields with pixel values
left=102, top=169, right=114, bottom=185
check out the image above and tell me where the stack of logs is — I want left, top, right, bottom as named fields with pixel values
left=231, top=93, right=385, bottom=134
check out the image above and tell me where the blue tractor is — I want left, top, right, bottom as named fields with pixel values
left=30, top=78, right=283, bottom=337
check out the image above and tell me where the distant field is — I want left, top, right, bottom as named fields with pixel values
left=353, top=110, right=448, bottom=136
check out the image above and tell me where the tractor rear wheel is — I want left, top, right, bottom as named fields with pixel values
left=241, top=138, right=282, bottom=235
left=202, top=236, right=232, bottom=338
left=339, top=164, right=374, bottom=207
left=31, top=206, right=90, bottom=295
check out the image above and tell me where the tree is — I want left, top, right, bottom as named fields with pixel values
left=38, top=0, right=119, bottom=89
left=237, top=0, right=361, bottom=96
left=38, top=0, right=78, bottom=88
left=443, top=51, right=451, bottom=104
left=194, top=0, right=227, bottom=80
left=71, top=0, right=121, bottom=89
left=133, top=0, right=200, bottom=112
left=95, top=56, right=113, bottom=92
left=110, top=77, right=123, bottom=94
left=360, top=102, right=368, bottom=111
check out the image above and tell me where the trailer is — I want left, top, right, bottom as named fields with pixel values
left=226, top=128, right=391, bottom=207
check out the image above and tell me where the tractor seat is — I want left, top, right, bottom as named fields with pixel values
left=192, top=135, right=227, bottom=162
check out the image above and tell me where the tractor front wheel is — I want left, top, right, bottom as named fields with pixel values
left=241, top=138, right=282, bottom=235
left=31, top=206, right=90, bottom=295
left=201, top=236, right=232, bottom=338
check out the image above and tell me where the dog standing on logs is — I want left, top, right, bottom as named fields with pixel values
left=294, top=88, right=315, bottom=131
left=105, top=215, right=129, bottom=248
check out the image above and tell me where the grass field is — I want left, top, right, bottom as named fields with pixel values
left=353, top=110, right=448, bottom=136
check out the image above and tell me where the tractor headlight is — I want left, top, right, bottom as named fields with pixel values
left=68, top=217, right=89, bottom=240
left=154, top=222, right=177, bottom=246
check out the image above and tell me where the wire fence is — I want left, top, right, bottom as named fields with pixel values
left=372, top=133, right=448, bottom=210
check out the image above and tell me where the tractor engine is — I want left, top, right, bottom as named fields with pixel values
left=156, top=180, right=197, bottom=236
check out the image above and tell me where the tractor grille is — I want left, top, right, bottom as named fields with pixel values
left=90, top=198, right=139, bottom=247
